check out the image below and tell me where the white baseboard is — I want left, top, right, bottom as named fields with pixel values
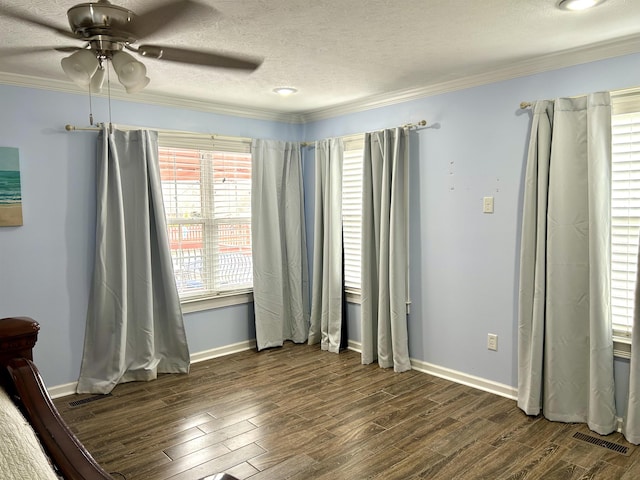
left=347, top=339, right=517, bottom=400
left=48, top=340, right=257, bottom=399
left=410, top=359, right=518, bottom=400
left=189, top=339, right=256, bottom=363
left=617, top=416, right=624, bottom=433
left=49, top=382, right=79, bottom=399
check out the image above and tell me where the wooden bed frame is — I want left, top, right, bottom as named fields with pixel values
left=0, top=317, right=239, bottom=480
left=0, top=316, right=113, bottom=480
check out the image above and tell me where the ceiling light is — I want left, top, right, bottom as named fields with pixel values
left=111, top=51, right=150, bottom=93
left=61, top=49, right=99, bottom=87
left=557, top=0, right=607, bottom=11
left=89, top=66, right=105, bottom=93
left=273, top=87, right=298, bottom=96
left=61, top=49, right=150, bottom=94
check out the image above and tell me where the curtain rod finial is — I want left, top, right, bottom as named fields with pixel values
left=403, top=120, right=428, bottom=129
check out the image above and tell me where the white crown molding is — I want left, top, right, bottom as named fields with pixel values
left=2, top=33, right=640, bottom=125
left=0, top=71, right=305, bottom=124
left=300, top=32, right=640, bottom=123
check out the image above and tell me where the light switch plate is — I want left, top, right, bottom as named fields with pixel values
left=483, top=196, right=494, bottom=213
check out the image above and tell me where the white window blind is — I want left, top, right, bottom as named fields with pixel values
left=158, top=133, right=252, bottom=300
left=342, top=135, right=364, bottom=291
left=611, top=109, right=640, bottom=337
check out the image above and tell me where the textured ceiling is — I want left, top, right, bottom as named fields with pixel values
left=1, top=0, right=640, bottom=119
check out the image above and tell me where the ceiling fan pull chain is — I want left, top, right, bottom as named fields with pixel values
left=106, top=59, right=113, bottom=134
left=88, top=72, right=94, bottom=126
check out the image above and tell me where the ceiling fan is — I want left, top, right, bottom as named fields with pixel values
left=0, top=0, right=263, bottom=93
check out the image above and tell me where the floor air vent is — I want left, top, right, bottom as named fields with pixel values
left=68, top=394, right=112, bottom=407
left=572, top=431, right=630, bottom=456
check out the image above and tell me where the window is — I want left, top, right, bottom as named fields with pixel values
left=341, top=135, right=365, bottom=292
left=611, top=91, right=640, bottom=339
left=158, top=132, right=252, bottom=302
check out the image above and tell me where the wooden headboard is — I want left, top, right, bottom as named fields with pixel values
left=0, top=316, right=113, bottom=480
left=0, top=316, right=40, bottom=400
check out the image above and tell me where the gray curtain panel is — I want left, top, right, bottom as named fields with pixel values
left=308, top=138, right=345, bottom=353
left=251, top=139, right=309, bottom=350
left=77, top=127, right=190, bottom=394
left=517, top=93, right=616, bottom=435
left=360, top=128, right=411, bottom=372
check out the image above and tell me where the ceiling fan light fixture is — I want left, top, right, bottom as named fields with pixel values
left=111, top=51, right=148, bottom=88
left=61, top=49, right=99, bottom=86
left=124, top=76, right=150, bottom=94
left=557, top=0, right=607, bottom=10
left=89, top=66, right=106, bottom=93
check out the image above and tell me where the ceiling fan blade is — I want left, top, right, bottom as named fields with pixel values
left=0, top=46, right=78, bottom=57
left=138, top=45, right=263, bottom=71
left=0, top=5, right=77, bottom=39
left=131, top=0, right=216, bottom=40
left=55, top=46, right=83, bottom=53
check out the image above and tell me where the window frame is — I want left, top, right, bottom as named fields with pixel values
left=341, top=134, right=365, bottom=303
left=158, top=131, right=254, bottom=312
left=611, top=88, right=640, bottom=358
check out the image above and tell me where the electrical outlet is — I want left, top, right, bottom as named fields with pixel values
left=487, top=333, right=498, bottom=351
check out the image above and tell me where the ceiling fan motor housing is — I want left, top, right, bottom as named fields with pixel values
left=67, top=1, right=138, bottom=44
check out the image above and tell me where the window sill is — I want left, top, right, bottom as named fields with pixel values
left=614, top=334, right=631, bottom=360
left=181, top=291, right=253, bottom=313
left=345, top=290, right=361, bottom=304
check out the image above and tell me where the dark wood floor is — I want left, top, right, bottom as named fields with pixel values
left=54, top=342, right=640, bottom=480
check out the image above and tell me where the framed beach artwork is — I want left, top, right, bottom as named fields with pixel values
left=0, top=147, right=23, bottom=227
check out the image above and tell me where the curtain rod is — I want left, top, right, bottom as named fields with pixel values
left=403, top=119, right=428, bottom=129
left=64, top=124, right=252, bottom=144
left=520, top=91, right=602, bottom=109
left=65, top=124, right=102, bottom=131
left=67, top=119, right=429, bottom=144
left=301, top=119, right=428, bottom=147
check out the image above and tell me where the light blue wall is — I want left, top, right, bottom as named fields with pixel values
left=304, top=52, right=640, bottom=395
left=0, top=85, right=301, bottom=387
left=2, top=51, right=639, bottom=398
